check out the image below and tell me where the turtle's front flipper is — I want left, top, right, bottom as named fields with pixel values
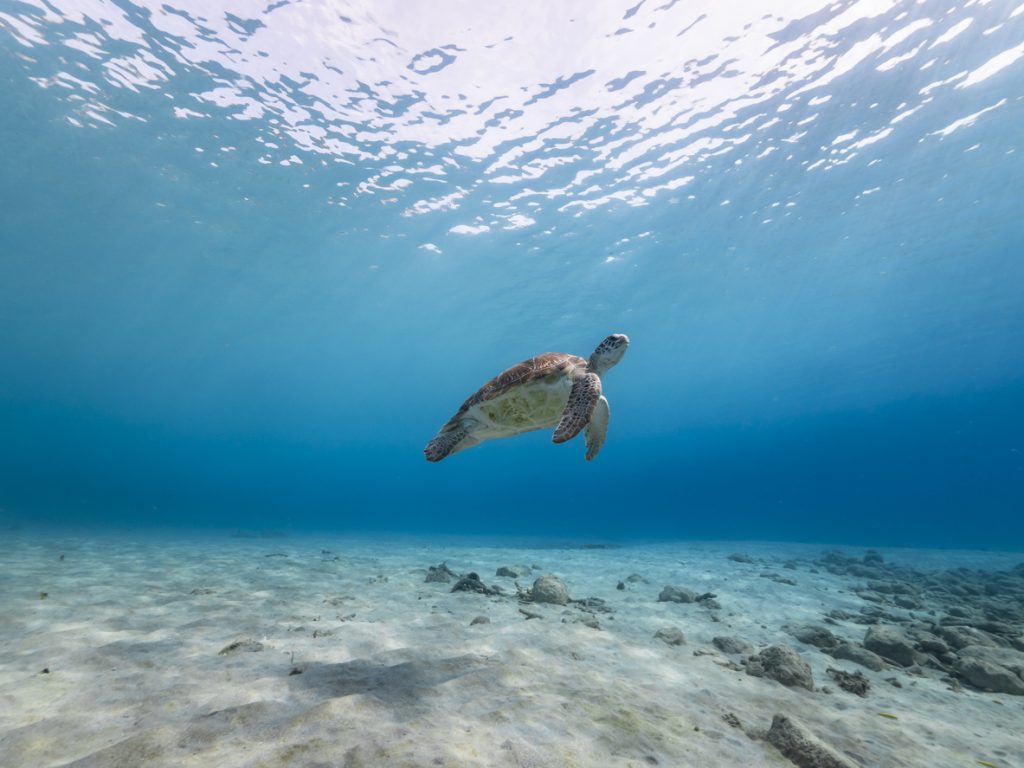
left=584, top=396, right=610, bottom=461
left=425, top=426, right=471, bottom=462
left=553, top=372, right=601, bottom=444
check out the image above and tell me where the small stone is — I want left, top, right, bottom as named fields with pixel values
left=976, top=620, right=1017, bottom=637
left=785, top=623, right=841, bottom=649
left=451, top=572, right=500, bottom=595
left=820, top=550, right=856, bottom=568
left=470, top=616, right=490, bottom=626
left=958, top=645, right=1024, bottom=676
left=696, top=593, right=722, bottom=609
left=721, top=712, right=743, bottom=729
left=529, top=574, right=570, bottom=605
left=953, top=657, right=1024, bottom=695
left=40, top=668, right=49, bottom=674
left=828, top=643, right=887, bottom=672
left=863, top=550, right=885, bottom=565
left=858, top=591, right=885, bottom=604
left=864, top=625, right=921, bottom=667
left=954, top=645, right=1024, bottom=694
left=937, top=625, right=1000, bottom=651
left=827, top=667, right=870, bottom=697
left=496, top=565, right=530, bottom=578
left=761, top=572, right=798, bottom=586
left=658, top=585, right=698, bottom=603
left=913, top=632, right=950, bottom=655
left=617, top=581, right=625, bottom=590
left=322, top=595, right=353, bottom=607
left=654, top=627, right=686, bottom=646
left=746, top=645, right=814, bottom=690
left=218, top=639, right=264, bottom=655
left=767, top=714, right=859, bottom=768
left=426, top=563, right=459, bottom=583
left=728, top=553, right=755, bottom=563
left=713, top=636, right=755, bottom=655
left=572, top=597, right=612, bottom=613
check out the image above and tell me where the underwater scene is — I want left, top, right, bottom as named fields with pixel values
left=2, top=1, right=1024, bottom=765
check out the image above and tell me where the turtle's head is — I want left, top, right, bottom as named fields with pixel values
left=588, top=333, right=629, bottom=377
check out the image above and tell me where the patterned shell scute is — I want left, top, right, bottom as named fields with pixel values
left=450, top=353, right=585, bottom=421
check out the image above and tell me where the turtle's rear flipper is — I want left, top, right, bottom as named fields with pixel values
left=424, top=428, right=465, bottom=462
left=553, top=372, right=601, bottom=444
left=424, top=427, right=478, bottom=461
left=584, top=396, right=610, bottom=461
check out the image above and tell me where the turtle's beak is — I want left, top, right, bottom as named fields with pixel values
left=605, top=333, right=629, bottom=355
left=590, top=333, right=629, bottom=375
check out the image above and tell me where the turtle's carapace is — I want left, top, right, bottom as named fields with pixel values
left=424, top=333, right=629, bottom=462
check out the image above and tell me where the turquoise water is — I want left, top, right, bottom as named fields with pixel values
left=1, top=1, right=1023, bottom=545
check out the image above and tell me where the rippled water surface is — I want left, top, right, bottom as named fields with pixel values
left=1, top=1, right=1023, bottom=542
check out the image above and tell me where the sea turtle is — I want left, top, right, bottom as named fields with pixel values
left=424, top=333, right=629, bottom=462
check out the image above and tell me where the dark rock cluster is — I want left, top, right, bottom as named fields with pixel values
left=812, top=550, right=1024, bottom=695
left=827, top=667, right=870, bottom=697
left=423, top=563, right=615, bottom=627
left=657, top=585, right=720, bottom=609
left=713, top=636, right=755, bottom=655
left=451, top=572, right=503, bottom=596
left=425, top=562, right=459, bottom=583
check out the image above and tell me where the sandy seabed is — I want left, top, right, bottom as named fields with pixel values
left=1, top=531, right=1022, bottom=767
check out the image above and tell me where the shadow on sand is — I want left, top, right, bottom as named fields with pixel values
left=287, top=652, right=497, bottom=715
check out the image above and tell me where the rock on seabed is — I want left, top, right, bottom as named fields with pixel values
left=863, top=625, right=920, bottom=667
left=767, top=714, right=860, bottom=768
left=530, top=574, right=569, bottom=605
left=658, top=585, right=698, bottom=603
left=746, top=645, right=814, bottom=690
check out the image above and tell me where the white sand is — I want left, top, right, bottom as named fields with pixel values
left=1, top=532, right=1021, bottom=767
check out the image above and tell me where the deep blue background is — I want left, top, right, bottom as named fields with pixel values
left=2, top=7, right=1023, bottom=548
left=4, top=383, right=1023, bottom=547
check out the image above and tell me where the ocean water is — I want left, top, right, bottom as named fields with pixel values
left=2, top=1, right=1023, bottom=546
left=4, top=2, right=1023, bottom=547
left=4, top=4, right=1024, bottom=766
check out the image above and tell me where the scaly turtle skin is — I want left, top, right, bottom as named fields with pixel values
left=424, top=333, right=629, bottom=462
